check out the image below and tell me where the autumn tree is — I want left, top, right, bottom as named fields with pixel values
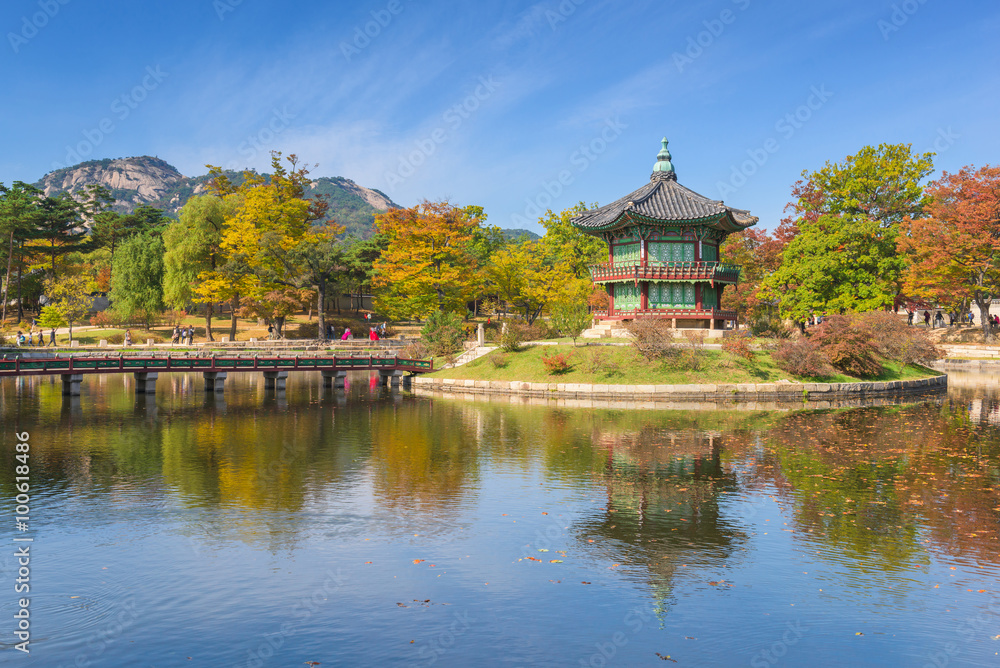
left=487, top=241, right=588, bottom=324
left=718, top=227, right=782, bottom=321
left=538, top=203, right=605, bottom=279
left=372, top=201, right=483, bottom=320
left=198, top=152, right=330, bottom=338
left=43, top=273, right=93, bottom=342
left=898, top=165, right=1000, bottom=339
left=764, top=144, right=934, bottom=321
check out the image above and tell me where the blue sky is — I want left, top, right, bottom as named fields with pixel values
left=2, top=0, right=998, bottom=234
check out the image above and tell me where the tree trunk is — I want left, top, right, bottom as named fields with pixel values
left=978, top=297, right=993, bottom=341
left=205, top=302, right=214, bottom=341
left=317, top=279, right=327, bottom=342
left=16, top=246, right=23, bottom=323
left=229, top=293, right=239, bottom=341
left=275, top=316, right=285, bottom=338
left=2, top=229, right=13, bottom=323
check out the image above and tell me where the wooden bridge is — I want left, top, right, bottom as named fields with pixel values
left=0, top=353, right=434, bottom=395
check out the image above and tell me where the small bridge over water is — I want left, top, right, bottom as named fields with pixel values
left=0, top=353, right=434, bottom=395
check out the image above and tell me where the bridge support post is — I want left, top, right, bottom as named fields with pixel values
left=134, top=372, right=159, bottom=394
left=203, top=371, right=227, bottom=392
left=401, top=374, right=412, bottom=389
left=61, top=373, right=83, bottom=396
left=321, top=370, right=346, bottom=388
left=379, top=369, right=404, bottom=387
left=263, top=370, right=288, bottom=390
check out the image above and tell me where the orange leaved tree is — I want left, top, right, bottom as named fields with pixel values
left=372, top=200, right=483, bottom=320
left=898, top=165, right=1000, bottom=339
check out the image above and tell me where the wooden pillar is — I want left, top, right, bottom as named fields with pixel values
left=608, top=284, right=615, bottom=316
left=695, top=284, right=702, bottom=310
left=640, top=282, right=648, bottom=311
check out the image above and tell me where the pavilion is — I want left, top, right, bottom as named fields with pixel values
left=572, top=138, right=757, bottom=335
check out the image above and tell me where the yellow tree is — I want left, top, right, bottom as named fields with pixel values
left=197, top=152, right=329, bottom=337
left=487, top=241, right=589, bottom=324
left=372, top=200, right=483, bottom=319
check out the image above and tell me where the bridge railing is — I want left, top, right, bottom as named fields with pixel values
left=0, top=354, right=434, bottom=376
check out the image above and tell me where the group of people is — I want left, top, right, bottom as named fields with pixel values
left=905, top=308, right=1000, bottom=329
left=15, top=328, right=55, bottom=347
left=327, top=321, right=387, bottom=341
left=171, top=325, right=196, bottom=344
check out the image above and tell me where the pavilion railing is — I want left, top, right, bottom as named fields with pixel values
left=589, top=261, right=741, bottom=284
left=600, top=308, right=738, bottom=320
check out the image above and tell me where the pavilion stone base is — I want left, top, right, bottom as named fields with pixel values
left=582, top=318, right=728, bottom=339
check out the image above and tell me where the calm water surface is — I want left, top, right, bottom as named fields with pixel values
left=0, top=370, right=998, bottom=667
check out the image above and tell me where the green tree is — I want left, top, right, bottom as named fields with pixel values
left=538, top=203, right=606, bottom=279
left=36, top=193, right=86, bottom=277
left=550, top=301, right=592, bottom=345
left=0, top=182, right=43, bottom=323
left=163, top=194, right=235, bottom=341
left=110, top=231, right=165, bottom=327
left=764, top=144, right=934, bottom=320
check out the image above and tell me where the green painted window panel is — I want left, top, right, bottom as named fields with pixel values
left=703, top=245, right=718, bottom=262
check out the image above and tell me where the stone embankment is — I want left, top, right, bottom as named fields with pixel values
left=413, top=374, right=948, bottom=401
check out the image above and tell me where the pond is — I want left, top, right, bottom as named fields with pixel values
left=0, top=370, right=997, bottom=667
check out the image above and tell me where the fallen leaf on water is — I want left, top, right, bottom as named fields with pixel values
left=978, top=590, right=987, bottom=593
left=397, top=603, right=407, bottom=607
left=550, top=560, right=563, bottom=563
left=526, top=557, right=541, bottom=562
left=70, top=596, right=80, bottom=599
left=538, top=549, right=549, bottom=552
left=542, top=512, right=548, bottom=515
left=364, top=561, right=373, bottom=565
left=305, top=663, right=321, bottom=666
left=655, top=653, right=677, bottom=662
left=581, top=581, right=591, bottom=585
left=856, top=632, right=864, bottom=636
left=412, top=559, right=424, bottom=564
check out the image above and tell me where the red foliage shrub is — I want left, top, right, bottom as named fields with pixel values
left=856, top=311, right=942, bottom=365
left=541, top=350, right=574, bottom=374
left=772, top=337, right=833, bottom=378
left=809, top=314, right=882, bottom=377
left=722, top=331, right=756, bottom=362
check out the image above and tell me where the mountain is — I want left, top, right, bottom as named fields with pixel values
left=500, top=228, right=541, bottom=242
left=35, top=156, right=398, bottom=238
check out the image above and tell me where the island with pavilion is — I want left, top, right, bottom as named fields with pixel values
left=573, top=138, right=758, bottom=337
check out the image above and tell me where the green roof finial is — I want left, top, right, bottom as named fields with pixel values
left=652, top=137, right=675, bottom=179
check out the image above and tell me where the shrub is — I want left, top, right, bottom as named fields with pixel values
left=89, top=311, right=116, bottom=328
left=675, top=347, right=703, bottom=371
left=772, top=337, right=834, bottom=378
left=749, top=313, right=792, bottom=339
left=586, top=347, right=608, bottom=374
left=810, top=314, right=882, bottom=377
left=489, top=352, right=509, bottom=369
left=421, top=311, right=466, bottom=356
left=550, top=302, right=592, bottom=344
left=402, top=340, right=430, bottom=359
left=680, top=329, right=708, bottom=348
left=857, top=311, right=942, bottom=366
left=722, top=331, right=756, bottom=363
left=541, top=350, right=574, bottom=374
left=499, top=322, right=529, bottom=352
left=624, top=319, right=678, bottom=361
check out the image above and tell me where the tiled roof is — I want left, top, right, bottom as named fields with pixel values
left=571, top=172, right=758, bottom=233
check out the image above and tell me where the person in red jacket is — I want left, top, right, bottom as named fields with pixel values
left=369, top=328, right=379, bottom=341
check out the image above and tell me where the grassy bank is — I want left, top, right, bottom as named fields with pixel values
left=427, top=345, right=938, bottom=385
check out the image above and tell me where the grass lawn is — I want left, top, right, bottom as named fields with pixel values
left=426, top=345, right=939, bottom=385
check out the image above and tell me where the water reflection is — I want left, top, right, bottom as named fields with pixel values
left=0, top=371, right=998, bottom=665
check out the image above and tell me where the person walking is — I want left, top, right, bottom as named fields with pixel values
left=48, top=328, right=56, bottom=346
left=171, top=326, right=180, bottom=344
left=369, top=327, right=379, bottom=342
left=923, top=310, right=930, bottom=327
left=124, top=329, right=133, bottom=347
left=906, top=309, right=914, bottom=326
